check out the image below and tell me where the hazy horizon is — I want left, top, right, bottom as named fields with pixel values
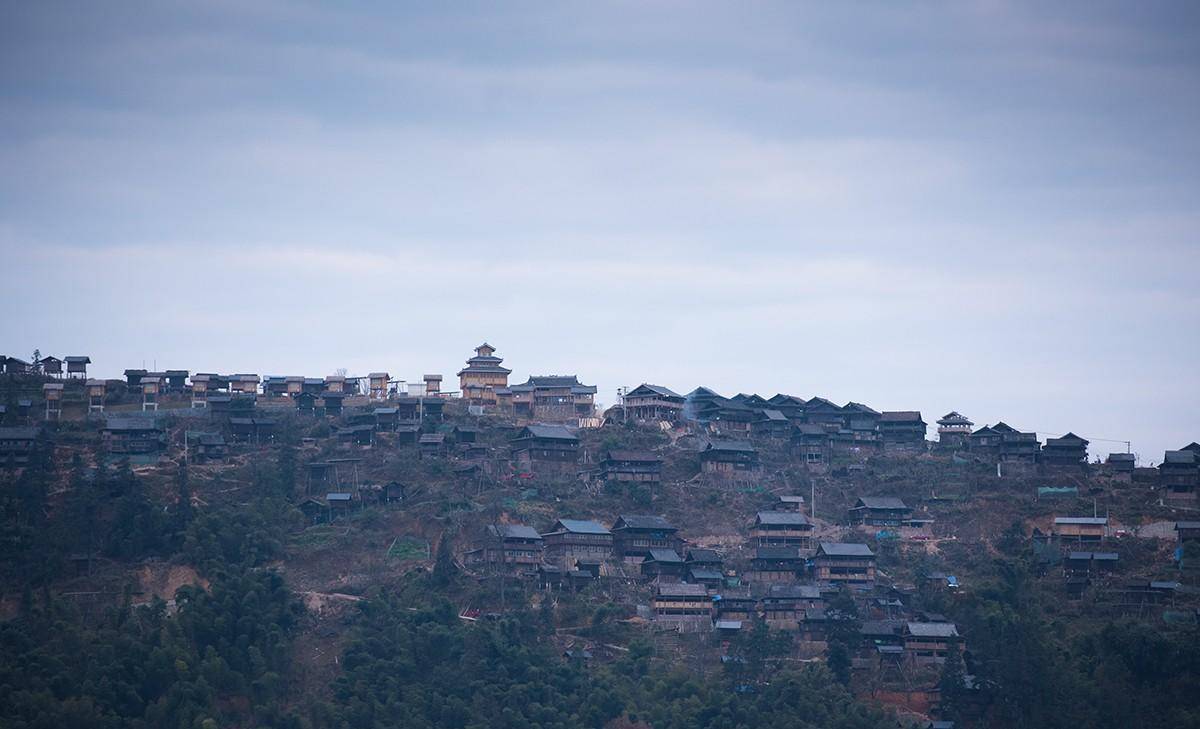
left=3, top=2, right=1198, bottom=464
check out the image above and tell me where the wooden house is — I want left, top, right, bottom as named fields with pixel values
left=903, top=622, right=961, bottom=665
left=542, top=519, right=613, bottom=566
left=373, top=406, right=399, bottom=431
left=0, top=427, right=38, bottom=468
left=776, top=494, right=806, bottom=513
left=653, top=583, right=711, bottom=622
left=999, top=429, right=1041, bottom=463
left=458, top=343, right=511, bottom=405
left=791, top=423, right=831, bottom=466
left=38, top=356, right=63, bottom=377
left=86, top=378, right=107, bottom=413
left=229, top=417, right=276, bottom=444
left=421, top=397, right=444, bottom=421
left=263, top=376, right=288, bottom=398
left=42, top=382, right=63, bottom=420
left=751, top=409, right=792, bottom=439
left=124, top=369, right=146, bottom=387
left=1065, top=551, right=1118, bottom=577
left=465, top=524, right=543, bottom=574
left=187, top=432, right=227, bottom=462
left=318, top=392, right=345, bottom=416
left=750, top=511, right=812, bottom=548
left=280, top=376, right=303, bottom=397
left=452, top=425, right=479, bottom=443
left=685, top=548, right=722, bottom=571
left=326, top=492, right=354, bottom=517
left=762, top=584, right=823, bottom=631
left=640, top=549, right=686, bottom=581
left=3, top=357, right=30, bottom=374
left=1042, top=432, right=1089, bottom=467
left=102, top=416, right=165, bottom=455
left=713, top=589, right=758, bottom=622
left=189, top=373, right=226, bottom=408
left=423, top=374, right=442, bottom=396
left=682, top=386, right=725, bottom=421
left=800, top=397, right=844, bottom=429
left=65, top=355, right=91, bottom=378
left=686, top=565, right=724, bottom=590
left=848, top=497, right=911, bottom=527
left=699, top=439, right=759, bottom=476
left=418, top=432, right=446, bottom=458
left=337, top=424, right=375, bottom=447
left=395, top=424, right=420, bottom=446
left=878, top=411, right=926, bottom=450
left=1105, top=452, right=1136, bottom=475
left=324, top=375, right=346, bottom=394
left=842, top=402, right=881, bottom=432
left=368, top=372, right=389, bottom=399
left=623, top=384, right=685, bottom=422
left=511, top=424, right=579, bottom=468
left=936, top=411, right=973, bottom=448
left=766, top=394, right=807, bottom=420
left=1053, top=516, right=1107, bottom=542
left=599, top=450, right=662, bottom=484
left=1174, top=521, right=1200, bottom=543
left=813, top=542, right=876, bottom=584
left=229, top=374, right=260, bottom=395
left=163, top=370, right=188, bottom=393
left=747, top=546, right=806, bottom=583
left=500, top=375, right=597, bottom=421
left=1160, top=449, right=1199, bottom=499
left=611, top=515, right=682, bottom=560
left=140, top=375, right=161, bottom=411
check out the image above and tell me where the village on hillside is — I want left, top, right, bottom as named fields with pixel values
left=2, top=342, right=1198, bottom=725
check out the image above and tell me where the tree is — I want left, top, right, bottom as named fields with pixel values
left=938, top=640, right=968, bottom=722
left=432, top=534, right=458, bottom=587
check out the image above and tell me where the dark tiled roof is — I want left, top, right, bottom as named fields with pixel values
left=614, top=515, right=675, bottom=531
left=818, top=542, right=874, bottom=557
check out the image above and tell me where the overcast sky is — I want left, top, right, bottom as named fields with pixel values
left=2, top=2, right=1198, bottom=462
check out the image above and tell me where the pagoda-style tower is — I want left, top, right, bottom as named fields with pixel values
left=936, top=411, right=974, bottom=448
left=457, top=343, right=511, bottom=405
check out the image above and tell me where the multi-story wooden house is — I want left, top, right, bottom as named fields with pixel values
left=747, top=546, right=806, bottom=583
left=750, top=511, right=813, bottom=548
left=511, top=424, right=579, bottom=469
left=465, top=524, right=544, bottom=574
left=599, top=450, right=662, bottom=484
left=499, top=375, right=597, bottom=421
left=751, top=409, right=792, bottom=439
left=640, top=549, right=686, bottom=581
left=936, top=411, right=973, bottom=448
left=800, top=397, right=845, bottom=429
left=611, top=515, right=682, bottom=560
left=653, top=583, right=711, bottom=622
left=458, top=343, right=511, bottom=405
left=848, top=497, right=911, bottom=527
left=0, top=427, right=39, bottom=468
left=699, top=439, right=759, bottom=476
left=64, top=355, right=91, bottom=378
left=623, top=384, right=685, bottom=422
left=903, top=622, right=961, bottom=665
left=791, top=423, right=831, bottom=467
left=542, top=519, right=613, bottom=566
left=878, top=411, right=926, bottom=450
left=762, top=584, right=823, bottom=631
left=102, top=416, right=166, bottom=455
left=1160, top=449, right=1199, bottom=500
left=1042, top=432, right=1089, bottom=467
left=1053, top=516, right=1108, bottom=541
left=813, top=542, right=876, bottom=584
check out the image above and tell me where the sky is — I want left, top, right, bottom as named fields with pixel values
left=2, top=1, right=1198, bottom=463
